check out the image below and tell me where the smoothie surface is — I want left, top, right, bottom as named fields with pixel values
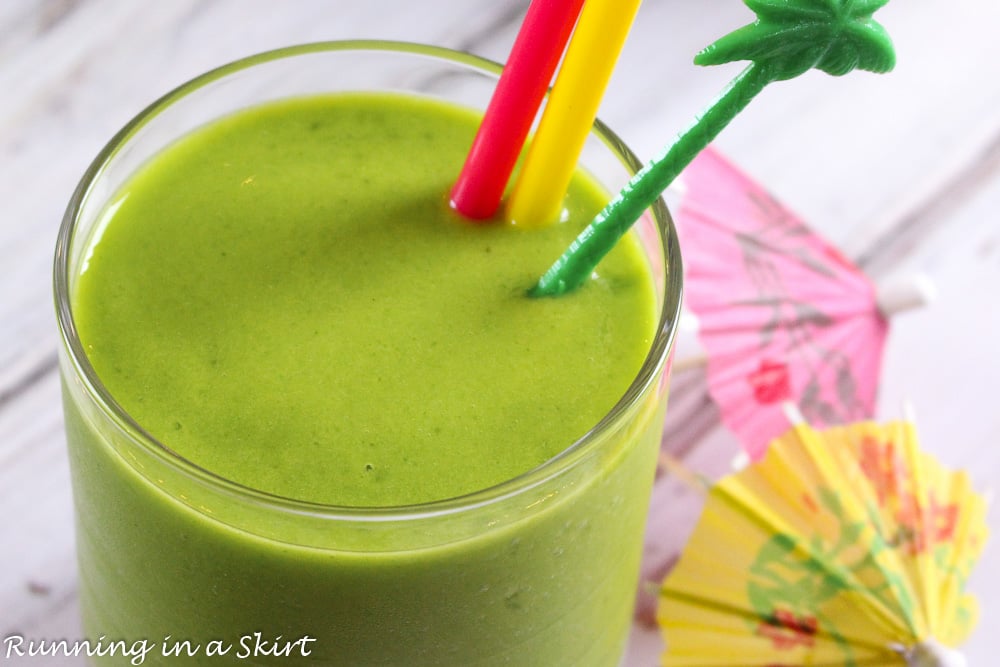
left=73, top=93, right=657, bottom=506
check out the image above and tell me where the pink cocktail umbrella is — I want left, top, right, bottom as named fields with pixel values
left=673, top=147, right=930, bottom=460
left=634, top=148, right=933, bottom=628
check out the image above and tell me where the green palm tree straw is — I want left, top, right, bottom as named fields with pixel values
left=531, top=0, right=897, bottom=297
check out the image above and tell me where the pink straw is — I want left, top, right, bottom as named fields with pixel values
left=450, top=0, right=585, bottom=220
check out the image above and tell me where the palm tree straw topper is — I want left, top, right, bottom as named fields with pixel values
left=531, top=0, right=897, bottom=297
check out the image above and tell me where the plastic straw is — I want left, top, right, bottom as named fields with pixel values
left=449, top=0, right=585, bottom=220
left=506, top=0, right=643, bottom=228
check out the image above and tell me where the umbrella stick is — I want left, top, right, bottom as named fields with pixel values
left=657, top=451, right=711, bottom=493
left=904, top=638, right=968, bottom=667
left=670, top=352, right=708, bottom=374
left=670, top=273, right=935, bottom=373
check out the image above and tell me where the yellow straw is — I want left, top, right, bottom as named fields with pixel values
left=506, top=0, right=643, bottom=228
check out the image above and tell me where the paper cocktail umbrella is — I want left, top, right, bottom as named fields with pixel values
left=657, top=406, right=989, bottom=666
left=672, top=147, right=932, bottom=460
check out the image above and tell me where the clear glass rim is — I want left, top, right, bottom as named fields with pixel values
left=53, top=40, right=684, bottom=522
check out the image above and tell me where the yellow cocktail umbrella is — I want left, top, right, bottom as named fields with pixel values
left=657, top=406, right=988, bottom=666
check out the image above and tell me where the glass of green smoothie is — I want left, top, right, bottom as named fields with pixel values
left=54, top=41, right=682, bottom=666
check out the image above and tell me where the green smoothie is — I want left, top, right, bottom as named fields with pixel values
left=74, top=93, right=654, bottom=508
left=59, top=61, right=672, bottom=665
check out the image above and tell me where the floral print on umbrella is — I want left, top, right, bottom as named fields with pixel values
left=657, top=413, right=988, bottom=665
left=676, top=146, right=890, bottom=458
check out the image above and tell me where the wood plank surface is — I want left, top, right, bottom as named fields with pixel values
left=1, top=1, right=997, bottom=665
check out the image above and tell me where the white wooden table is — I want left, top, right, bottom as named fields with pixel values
left=2, top=1, right=998, bottom=664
